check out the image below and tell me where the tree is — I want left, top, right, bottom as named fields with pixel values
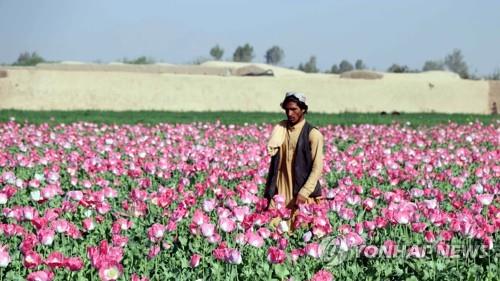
left=355, top=59, right=366, bottom=70
left=13, top=51, right=45, bottom=66
left=265, top=46, right=284, bottom=65
left=387, top=64, right=410, bottom=73
left=444, top=49, right=469, bottom=79
left=330, top=64, right=340, bottom=74
left=298, top=56, right=318, bottom=73
left=123, top=56, right=155, bottom=64
left=422, top=60, right=445, bottom=71
left=209, top=45, right=224, bottom=61
left=233, top=43, right=254, bottom=62
left=339, top=60, right=354, bottom=73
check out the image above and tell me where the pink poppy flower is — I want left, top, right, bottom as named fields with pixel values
left=98, top=260, right=123, bottom=281
left=278, top=238, right=288, bottom=250
left=424, top=231, right=436, bottom=243
left=17, top=232, right=36, bottom=252
left=23, top=250, right=43, bottom=269
left=87, top=240, right=123, bottom=269
left=228, top=231, right=243, bottom=245
left=83, top=218, right=96, bottom=232
left=67, top=223, right=82, bottom=239
left=112, top=218, right=133, bottom=234
left=411, top=222, right=427, bottom=233
left=291, top=248, right=304, bottom=262
left=67, top=190, right=83, bottom=201
left=64, top=257, right=84, bottom=271
left=310, top=269, right=334, bottom=281
left=394, top=211, right=411, bottom=224
left=190, top=254, right=202, bottom=268
left=483, top=236, right=493, bottom=250
left=267, top=246, right=286, bottom=264
left=345, top=232, right=364, bottom=248
left=218, top=217, right=236, bottom=233
left=131, top=274, right=149, bottom=281
left=245, top=231, right=264, bottom=248
left=362, top=198, right=375, bottom=211
left=0, top=244, right=11, bottom=267
left=339, top=207, right=355, bottom=220
left=207, top=233, right=221, bottom=244
left=228, top=249, right=242, bottom=264
left=147, top=223, right=165, bottom=242
left=476, top=194, right=494, bottom=205
left=440, top=230, right=454, bottom=241
left=305, top=243, right=323, bottom=258
left=203, top=199, right=217, bottom=212
left=423, top=198, right=437, bottom=209
left=45, top=251, right=65, bottom=269
left=212, top=245, right=227, bottom=261
left=381, top=240, right=398, bottom=257
left=23, top=207, right=38, bottom=221
left=38, top=228, right=55, bottom=246
left=302, top=231, right=313, bottom=242
left=257, top=227, right=271, bottom=239
left=363, top=245, right=379, bottom=258
left=148, top=245, right=160, bottom=259
left=201, top=222, right=216, bottom=238
left=363, top=221, right=376, bottom=231
left=192, top=209, right=207, bottom=226
left=0, top=192, right=7, bottom=204
left=27, top=270, right=54, bottom=281
left=51, top=219, right=69, bottom=233
left=232, top=206, right=249, bottom=222
left=112, top=234, right=129, bottom=248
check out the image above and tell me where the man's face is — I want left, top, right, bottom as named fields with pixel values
left=283, top=101, right=305, bottom=125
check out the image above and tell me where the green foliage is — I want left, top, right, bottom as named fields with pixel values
left=298, top=56, right=319, bottom=73
left=233, top=43, right=254, bottom=62
left=355, top=59, right=366, bottom=70
left=422, top=60, right=445, bottom=71
left=210, top=45, right=224, bottom=61
left=330, top=59, right=365, bottom=73
left=339, top=60, right=354, bottom=73
left=330, top=64, right=340, bottom=74
left=265, top=46, right=285, bottom=65
left=387, top=64, right=411, bottom=73
left=444, top=49, right=469, bottom=79
left=0, top=111, right=499, bottom=280
left=0, top=110, right=497, bottom=127
left=12, top=51, right=45, bottom=66
left=122, top=56, right=155, bottom=64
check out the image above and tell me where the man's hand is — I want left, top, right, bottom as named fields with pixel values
left=295, top=194, right=308, bottom=206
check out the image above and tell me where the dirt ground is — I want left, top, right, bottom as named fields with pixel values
left=0, top=62, right=492, bottom=114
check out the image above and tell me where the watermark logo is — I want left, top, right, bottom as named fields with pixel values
left=320, top=236, right=498, bottom=267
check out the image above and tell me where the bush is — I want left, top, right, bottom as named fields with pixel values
left=298, top=56, right=319, bottom=73
left=12, top=51, right=45, bottom=66
left=265, top=46, right=284, bottom=65
left=123, top=56, right=155, bottom=64
left=444, top=49, right=469, bottom=79
left=233, top=44, right=254, bottom=62
left=210, top=45, right=224, bottom=61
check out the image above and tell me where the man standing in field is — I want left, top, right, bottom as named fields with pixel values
left=265, top=92, right=324, bottom=229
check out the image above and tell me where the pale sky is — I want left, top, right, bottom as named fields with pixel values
left=1, top=0, right=499, bottom=75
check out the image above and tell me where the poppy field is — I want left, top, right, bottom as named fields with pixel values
left=0, top=119, right=498, bottom=281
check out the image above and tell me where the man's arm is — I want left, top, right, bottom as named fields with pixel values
left=298, top=128, right=324, bottom=199
left=267, top=120, right=287, bottom=156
